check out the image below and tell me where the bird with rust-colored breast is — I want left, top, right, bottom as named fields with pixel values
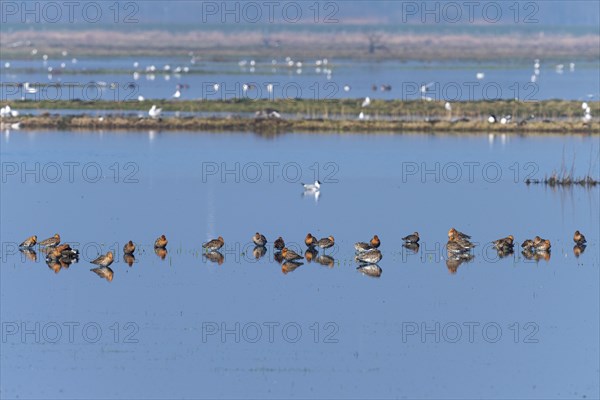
left=521, top=238, right=534, bottom=249
left=355, top=235, right=380, bottom=253
left=448, top=228, right=470, bottom=240
left=573, top=231, right=586, bottom=245
left=493, top=235, right=514, bottom=250
left=154, top=235, right=168, bottom=249
left=39, top=233, right=60, bottom=247
left=90, top=251, right=114, bottom=268
left=252, top=232, right=267, bottom=247
left=203, top=236, right=224, bottom=251
left=305, top=233, right=317, bottom=247
left=534, top=239, right=551, bottom=252
left=46, top=243, right=78, bottom=261
left=281, top=247, right=303, bottom=261
left=449, top=232, right=475, bottom=249
left=317, top=236, right=335, bottom=249
left=19, top=235, right=37, bottom=248
left=123, top=240, right=136, bottom=255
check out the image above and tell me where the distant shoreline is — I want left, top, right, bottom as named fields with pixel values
left=1, top=29, right=598, bottom=61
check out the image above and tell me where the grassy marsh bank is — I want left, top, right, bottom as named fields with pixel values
left=3, top=114, right=598, bottom=135
left=5, top=99, right=599, bottom=120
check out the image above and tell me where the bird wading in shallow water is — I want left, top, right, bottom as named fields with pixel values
left=493, top=235, right=514, bottom=250
left=573, top=230, right=586, bottom=245
left=39, top=233, right=60, bottom=247
left=355, top=249, right=382, bottom=264
left=305, top=233, right=317, bottom=247
left=274, top=237, right=285, bottom=250
left=317, top=236, right=335, bottom=249
left=123, top=240, right=136, bottom=255
left=203, top=236, right=224, bottom=251
left=281, top=247, right=303, bottom=261
left=402, top=232, right=420, bottom=244
left=355, top=235, right=380, bottom=253
left=448, top=228, right=471, bottom=240
left=90, top=251, right=114, bottom=268
left=19, top=235, right=37, bottom=248
left=154, top=235, right=168, bottom=249
left=252, top=232, right=267, bottom=246
left=534, top=239, right=551, bottom=252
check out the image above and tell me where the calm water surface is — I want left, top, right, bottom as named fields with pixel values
left=2, top=58, right=599, bottom=101
left=1, top=130, right=599, bottom=399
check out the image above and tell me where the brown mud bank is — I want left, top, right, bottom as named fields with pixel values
left=3, top=114, right=598, bottom=135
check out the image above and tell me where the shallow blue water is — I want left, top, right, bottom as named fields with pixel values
left=1, top=130, right=599, bottom=399
left=1, top=58, right=599, bottom=102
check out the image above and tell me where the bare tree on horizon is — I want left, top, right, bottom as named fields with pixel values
left=366, top=33, right=389, bottom=54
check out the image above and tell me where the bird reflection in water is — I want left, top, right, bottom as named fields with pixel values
left=91, top=266, right=114, bottom=282
left=403, top=242, right=420, bottom=254
left=496, top=248, right=514, bottom=259
left=123, top=253, right=136, bottom=267
left=123, top=240, right=136, bottom=256
left=46, top=260, right=63, bottom=274
left=302, top=189, right=320, bottom=203
left=521, top=249, right=535, bottom=260
left=39, top=246, right=54, bottom=256
left=59, top=256, right=76, bottom=269
left=45, top=244, right=80, bottom=271
left=274, top=251, right=284, bottom=264
left=252, top=245, right=266, bottom=260
left=46, top=244, right=79, bottom=261
left=521, top=249, right=551, bottom=262
left=20, top=248, right=37, bottom=262
left=203, top=250, right=224, bottom=265
left=316, top=254, right=335, bottom=268
left=154, top=247, right=168, bottom=260
left=357, top=264, right=382, bottom=278
left=573, top=244, right=586, bottom=258
left=536, top=251, right=551, bottom=262
left=282, top=260, right=303, bottom=274
left=446, top=252, right=474, bottom=274
left=304, top=247, right=318, bottom=263
left=281, top=247, right=304, bottom=261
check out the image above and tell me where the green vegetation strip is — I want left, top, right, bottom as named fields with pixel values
left=6, top=99, right=600, bottom=120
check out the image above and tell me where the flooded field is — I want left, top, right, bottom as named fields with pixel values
left=1, top=130, right=598, bottom=399
left=2, top=57, right=599, bottom=102
left=1, top=1, right=599, bottom=398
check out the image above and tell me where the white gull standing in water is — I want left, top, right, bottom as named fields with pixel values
left=148, top=105, right=162, bottom=119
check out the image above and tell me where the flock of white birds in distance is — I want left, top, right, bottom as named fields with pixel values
left=0, top=49, right=595, bottom=128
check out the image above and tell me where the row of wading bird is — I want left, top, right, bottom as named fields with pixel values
left=17, top=229, right=588, bottom=280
